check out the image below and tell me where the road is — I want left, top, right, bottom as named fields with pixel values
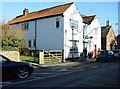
left=1, top=61, right=119, bottom=89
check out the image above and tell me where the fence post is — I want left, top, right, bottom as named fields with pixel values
left=62, top=49, right=65, bottom=62
left=39, top=50, right=44, bottom=64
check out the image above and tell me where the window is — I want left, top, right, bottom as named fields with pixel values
left=22, top=22, right=29, bottom=30
left=28, top=40, right=31, bottom=47
left=56, top=18, right=60, bottom=28
left=70, top=19, right=78, bottom=29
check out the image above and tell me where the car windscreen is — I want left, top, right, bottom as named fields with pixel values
left=113, top=50, right=119, bottom=53
left=100, top=51, right=107, bottom=55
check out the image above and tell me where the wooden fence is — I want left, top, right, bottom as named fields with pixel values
left=39, top=50, right=64, bottom=64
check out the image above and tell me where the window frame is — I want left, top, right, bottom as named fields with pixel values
left=28, top=40, right=32, bottom=47
left=56, top=18, right=60, bottom=28
left=22, top=22, right=29, bottom=30
left=70, top=19, right=78, bottom=29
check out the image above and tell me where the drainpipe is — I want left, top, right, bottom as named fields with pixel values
left=35, top=20, right=37, bottom=50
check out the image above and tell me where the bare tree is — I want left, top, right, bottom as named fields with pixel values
left=0, top=21, right=25, bottom=51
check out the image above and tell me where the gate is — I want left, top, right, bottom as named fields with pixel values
left=43, top=50, right=63, bottom=64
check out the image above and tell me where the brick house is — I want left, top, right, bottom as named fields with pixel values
left=101, top=21, right=116, bottom=50
left=117, top=34, right=120, bottom=49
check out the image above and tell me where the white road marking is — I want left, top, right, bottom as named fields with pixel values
left=2, top=70, right=79, bottom=87
left=60, top=69, right=68, bottom=71
left=0, top=82, right=12, bottom=87
left=32, top=73, right=57, bottom=74
left=0, top=82, right=11, bottom=84
left=92, top=66, right=98, bottom=68
left=102, top=64, right=107, bottom=66
left=80, top=69, right=84, bottom=71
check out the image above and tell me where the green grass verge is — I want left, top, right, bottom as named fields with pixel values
left=20, top=55, right=38, bottom=63
left=20, top=55, right=62, bottom=64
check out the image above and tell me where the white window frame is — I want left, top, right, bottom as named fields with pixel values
left=22, top=22, right=29, bottom=30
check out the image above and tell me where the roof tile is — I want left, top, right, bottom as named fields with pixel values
left=82, top=15, right=96, bottom=25
left=9, top=2, right=73, bottom=24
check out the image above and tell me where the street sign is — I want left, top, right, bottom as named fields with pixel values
left=69, top=40, right=79, bottom=42
left=83, top=35, right=89, bottom=39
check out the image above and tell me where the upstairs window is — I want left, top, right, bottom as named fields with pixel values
left=22, top=22, right=29, bottom=30
left=70, top=19, right=78, bottom=29
left=56, top=18, right=60, bottom=28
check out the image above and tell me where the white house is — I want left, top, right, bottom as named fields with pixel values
left=9, top=2, right=84, bottom=60
left=82, top=15, right=101, bottom=53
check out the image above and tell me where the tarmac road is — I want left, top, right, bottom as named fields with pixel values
left=1, top=61, right=119, bottom=89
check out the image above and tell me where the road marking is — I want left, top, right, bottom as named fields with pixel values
left=2, top=70, right=79, bottom=87
left=0, top=82, right=12, bottom=87
left=30, top=77, right=41, bottom=79
left=80, top=69, right=84, bottom=71
left=92, top=66, right=98, bottom=68
left=32, top=73, right=57, bottom=74
left=60, top=69, right=68, bottom=71
left=102, top=64, right=107, bottom=66
left=0, top=82, right=11, bottom=84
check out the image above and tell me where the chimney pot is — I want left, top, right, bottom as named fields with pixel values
left=106, top=20, right=109, bottom=27
left=23, top=8, right=29, bottom=15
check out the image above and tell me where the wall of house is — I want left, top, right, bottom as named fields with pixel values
left=12, top=16, right=64, bottom=51
left=36, top=16, right=64, bottom=50
left=12, top=21, right=36, bottom=50
left=117, top=34, right=120, bottom=49
left=83, top=16, right=101, bottom=52
left=63, top=3, right=83, bottom=59
left=25, top=21, right=36, bottom=50
left=101, top=37, right=106, bottom=50
left=106, top=27, right=115, bottom=50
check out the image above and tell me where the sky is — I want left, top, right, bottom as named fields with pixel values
left=0, top=1, right=119, bottom=36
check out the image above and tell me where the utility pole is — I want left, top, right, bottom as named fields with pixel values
left=69, top=26, right=79, bottom=62
left=72, top=27, right=74, bottom=61
left=83, top=24, right=87, bottom=49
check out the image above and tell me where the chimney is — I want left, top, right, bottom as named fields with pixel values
left=106, top=20, right=109, bottom=27
left=23, top=8, right=29, bottom=15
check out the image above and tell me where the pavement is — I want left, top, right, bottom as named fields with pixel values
left=31, top=58, right=96, bottom=68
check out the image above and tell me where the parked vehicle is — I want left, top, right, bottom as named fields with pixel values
left=112, top=49, right=120, bottom=60
left=96, top=50, right=117, bottom=62
left=0, top=54, right=34, bottom=80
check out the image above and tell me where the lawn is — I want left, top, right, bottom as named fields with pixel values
left=20, top=55, right=38, bottom=63
left=20, top=55, right=62, bottom=64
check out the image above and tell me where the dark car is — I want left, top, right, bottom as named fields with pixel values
left=0, top=54, right=34, bottom=80
left=112, top=49, right=120, bottom=60
left=96, top=50, right=117, bottom=62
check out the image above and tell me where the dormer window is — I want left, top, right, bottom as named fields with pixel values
left=22, top=22, right=29, bottom=30
left=56, top=18, right=60, bottom=28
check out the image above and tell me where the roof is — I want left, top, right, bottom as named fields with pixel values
left=101, top=26, right=111, bottom=37
left=9, top=2, right=73, bottom=25
left=82, top=15, right=96, bottom=25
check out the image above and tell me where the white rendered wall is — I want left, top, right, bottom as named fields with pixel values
left=12, top=21, right=36, bottom=50
left=63, top=3, right=83, bottom=59
left=84, top=16, right=101, bottom=52
left=36, top=16, right=64, bottom=50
